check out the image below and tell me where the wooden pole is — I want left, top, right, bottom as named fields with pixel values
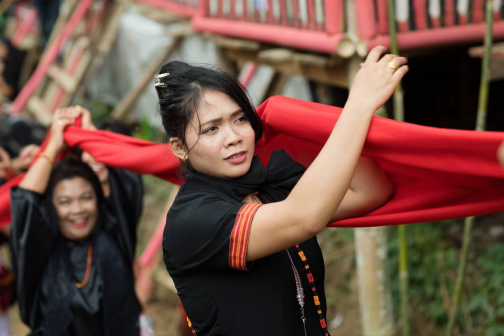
left=445, top=1, right=493, bottom=334
left=386, top=1, right=409, bottom=335
left=347, top=0, right=395, bottom=334
left=111, top=35, right=183, bottom=119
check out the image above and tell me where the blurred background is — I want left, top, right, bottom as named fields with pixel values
left=1, top=0, right=504, bottom=335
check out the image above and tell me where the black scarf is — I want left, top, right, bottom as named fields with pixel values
left=184, top=149, right=306, bottom=203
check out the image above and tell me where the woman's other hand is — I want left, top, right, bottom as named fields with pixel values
left=0, top=147, right=17, bottom=180
left=347, top=46, right=408, bottom=114
left=12, top=145, right=41, bottom=173
left=45, top=108, right=79, bottom=157
left=76, top=106, right=97, bottom=131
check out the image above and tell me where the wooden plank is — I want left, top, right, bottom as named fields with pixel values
left=468, top=43, right=504, bottom=81
left=468, top=42, right=504, bottom=59
left=260, top=72, right=290, bottom=101
left=77, top=2, right=128, bottom=97
left=26, top=96, right=52, bottom=126
left=258, top=49, right=294, bottom=63
left=214, top=35, right=261, bottom=51
left=224, top=48, right=349, bottom=88
left=60, top=49, right=92, bottom=108
left=111, top=36, right=184, bottom=119
left=258, top=48, right=336, bottom=67
left=46, top=65, right=77, bottom=92
left=490, top=58, right=504, bottom=81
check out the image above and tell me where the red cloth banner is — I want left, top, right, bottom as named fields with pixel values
left=2, top=96, right=504, bottom=228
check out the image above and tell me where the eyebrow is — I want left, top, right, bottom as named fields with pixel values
left=56, top=191, right=93, bottom=201
left=200, top=109, right=244, bottom=127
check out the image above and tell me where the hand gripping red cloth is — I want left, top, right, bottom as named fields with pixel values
left=2, top=96, right=504, bottom=228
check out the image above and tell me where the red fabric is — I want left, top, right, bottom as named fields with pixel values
left=2, top=96, right=504, bottom=228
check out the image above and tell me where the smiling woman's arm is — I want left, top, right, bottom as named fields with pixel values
left=20, top=109, right=78, bottom=193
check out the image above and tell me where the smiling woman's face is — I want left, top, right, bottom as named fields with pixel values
left=171, top=89, right=256, bottom=179
left=52, top=177, right=98, bottom=241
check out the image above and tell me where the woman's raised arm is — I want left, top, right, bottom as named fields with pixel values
left=246, top=46, right=408, bottom=261
left=19, top=109, right=80, bottom=193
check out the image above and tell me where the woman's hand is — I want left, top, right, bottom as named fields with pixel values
left=12, top=144, right=40, bottom=172
left=0, top=147, right=17, bottom=180
left=76, top=106, right=97, bottom=131
left=45, top=108, right=79, bottom=157
left=347, top=46, right=408, bottom=114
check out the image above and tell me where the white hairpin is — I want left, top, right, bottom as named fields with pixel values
left=154, top=73, right=169, bottom=87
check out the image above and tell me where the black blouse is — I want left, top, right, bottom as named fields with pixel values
left=163, top=150, right=328, bottom=336
left=10, top=168, right=143, bottom=336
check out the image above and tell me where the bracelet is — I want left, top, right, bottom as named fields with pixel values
left=39, top=152, right=56, bottom=168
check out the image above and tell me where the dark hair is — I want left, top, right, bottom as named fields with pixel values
left=155, top=61, right=264, bottom=155
left=47, top=158, right=104, bottom=204
left=95, top=118, right=133, bottom=136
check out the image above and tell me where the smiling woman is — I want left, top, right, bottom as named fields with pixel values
left=9, top=108, right=144, bottom=336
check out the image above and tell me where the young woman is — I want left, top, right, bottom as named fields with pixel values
left=157, top=46, right=407, bottom=335
left=10, top=108, right=143, bottom=336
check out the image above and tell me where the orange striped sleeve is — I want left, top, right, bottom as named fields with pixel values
left=229, top=203, right=262, bottom=270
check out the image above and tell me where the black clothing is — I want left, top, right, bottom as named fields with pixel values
left=10, top=168, right=143, bottom=336
left=163, top=150, right=328, bottom=336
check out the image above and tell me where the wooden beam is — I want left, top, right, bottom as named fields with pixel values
left=46, top=65, right=77, bottom=92
left=26, top=96, right=52, bottom=126
left=261, top=73, right=290, bottom=101
left=111, top=36, right=184, bottom=119
left=214, top=35, right=261, bottom=51
left=224, top=48, right=349, bottom=88
left=469, top=43, right=504, bottom=81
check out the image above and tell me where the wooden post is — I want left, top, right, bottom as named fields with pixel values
left=355, top=227, right=395, bottom=336
left=347, top=0, right=395, bottom=334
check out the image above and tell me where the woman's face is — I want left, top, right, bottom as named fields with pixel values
left=52, top=177, right=99, bottom=241
left=172, top=89, right=256, bottom=179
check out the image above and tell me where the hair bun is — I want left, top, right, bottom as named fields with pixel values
left=162, top=61, right=191, bottom=77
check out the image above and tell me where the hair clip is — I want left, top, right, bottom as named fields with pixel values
left=154, top=73, right=169, bottom=87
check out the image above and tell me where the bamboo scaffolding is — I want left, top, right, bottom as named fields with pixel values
left=444, top=0, right=494, bottom=335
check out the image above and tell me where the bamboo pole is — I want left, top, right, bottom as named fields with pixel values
left=386, top=1, right=409, bottom=335
left=445, top=1, right=493, bottom=335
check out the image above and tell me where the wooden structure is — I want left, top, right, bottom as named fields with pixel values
left=128, top=0, right=504, bottom=92
left=9, top=0, right=126, bottom=125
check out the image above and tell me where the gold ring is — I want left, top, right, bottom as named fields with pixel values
left=387, top=61, right=398, bottom=70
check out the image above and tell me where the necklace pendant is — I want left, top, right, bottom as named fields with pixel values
left=297, top=293, right=305, bottom=306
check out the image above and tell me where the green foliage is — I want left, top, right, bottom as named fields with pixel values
left=82, top=98, right=114, bottom=121
left=0, top=15, right=4, bottom=34
left=133, top=116, right=158, bottom=141
left=387, top=222, right=504, bottom=335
